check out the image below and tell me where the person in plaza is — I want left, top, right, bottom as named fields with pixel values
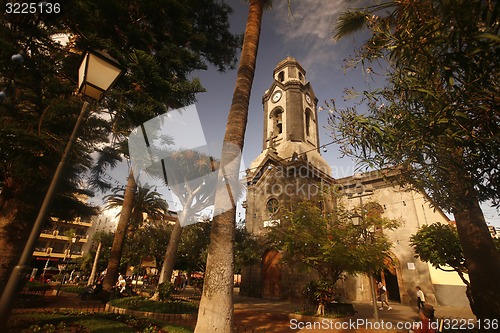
left=416, top=286, right=426, bottom=310
left=378, top=281, right=392, bottom=310
left=120, top=278, right=136, bottom=297
left=174, top=274, right=182, bottom=292
left=410, top=304, right=436, bottom=333
left=80, top=278, right=102, bottom=299
left=116, top=273, right=126, bottom=293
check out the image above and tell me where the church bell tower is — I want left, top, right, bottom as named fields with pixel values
left=241, top=57, right=335, bottom=300
left=250, top=56, right=331, bottom=173
left=246, top=56, right=334, bottom=234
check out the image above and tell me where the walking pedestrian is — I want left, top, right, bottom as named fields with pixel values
left=378, top=281, right=392, bottom=310
left=416, top=286, right=426, bottom=310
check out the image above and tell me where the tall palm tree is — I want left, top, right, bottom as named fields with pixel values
left=101, top=174, right=168, bottom=292
left=104, top=182, right=168, bottom=237
left=194, top=0, right=272, bottom=331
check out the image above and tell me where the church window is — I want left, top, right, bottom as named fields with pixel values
left=278, top=71, right=284, bottom=82
left=270, top=108, right=283, bottom=136
left=299, top=72, right=303, bottom=81
left=305, top=109, right=312, bottom=137
left=267, top=198, right=279, bottom=215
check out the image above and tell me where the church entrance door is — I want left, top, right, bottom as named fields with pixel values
left=379, top=256, right=401, bottom=302
left=262, top=250, right=281, bottom=299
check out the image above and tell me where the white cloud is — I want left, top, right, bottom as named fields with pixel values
left=270, top=0, right=349, bottom=70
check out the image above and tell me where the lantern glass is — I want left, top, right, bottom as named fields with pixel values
left=78, top=49, right=124, bottom=100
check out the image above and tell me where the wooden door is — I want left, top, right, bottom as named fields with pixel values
left=262, top=250, right=281, bottom=299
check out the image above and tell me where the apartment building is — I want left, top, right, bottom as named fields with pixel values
left=32, top=216, right=92, bottom=277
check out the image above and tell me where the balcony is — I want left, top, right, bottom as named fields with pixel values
left=32, top=248, right=83, bottom=260
left=38, top=231, right=88, bottom=243
left=49, top=217, right=92, bottom=227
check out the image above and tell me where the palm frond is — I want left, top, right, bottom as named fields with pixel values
left=333, top=11, right=370, bottom=42
left=88, top=146, right=123, bottom=193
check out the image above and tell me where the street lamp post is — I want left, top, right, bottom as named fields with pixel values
left=0, top=49, right=124, bottom=327
left=349, top=183, right=380, bottom=322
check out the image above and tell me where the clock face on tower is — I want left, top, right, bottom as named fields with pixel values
left=305, top=93, right=312, bottom=105
left=272, top=90, right=282, bottom=103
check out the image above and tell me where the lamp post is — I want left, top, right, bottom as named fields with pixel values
left=349, top=182, right=379, bottom=321
left=0, top=49, right=124, bottom=327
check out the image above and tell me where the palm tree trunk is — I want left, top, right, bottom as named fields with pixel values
left=102, top=170, right=137, bottom=293
left=195, top=1, right=265, bottom=331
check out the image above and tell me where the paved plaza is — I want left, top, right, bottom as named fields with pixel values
left=13, top=287, right=475, bottom=332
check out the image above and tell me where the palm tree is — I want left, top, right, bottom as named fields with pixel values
left=104, top=182, right=168, bottom=238
left=101, top=174, right=168, bottom=292
left=194, top=1, right=272, bottom=331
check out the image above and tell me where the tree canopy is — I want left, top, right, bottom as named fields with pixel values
left=0, top=0, right=240, bottom=298
left=331, top=0, right=500, bottom=320
left=331, top=0, right=499, bottom=212
left=266, top=200, right=399, bottom=283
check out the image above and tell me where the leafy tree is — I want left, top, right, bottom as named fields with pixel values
left=0, top=13, right=105, bottom=295
left=267, top=200, right=399, bottom=283
left=234, top=227, right=261, bottom=274
left=0, top=0, right=240, bottom=302
left=411, top=222, right=500, bottom=314
left=195, top=1, right=273, bottom=331
left=121, top=219, right=173, bottom=276
left=175, top=221, right=212, bottom=274
left=171, top=222, right=261, bottom=277
left=331, top=0, right=500, bottom=320
left=172, top=220, right=263, bottom=276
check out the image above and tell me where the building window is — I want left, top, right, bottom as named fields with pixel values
left=270, top=108, right=283, bottom=136
left=299, top=72, right=303, bottom=81
left=305, top=109, right=311, bottom=137
left=278, top=71, right=284, bottom=82
left=267, top=198, right=279, bottom=215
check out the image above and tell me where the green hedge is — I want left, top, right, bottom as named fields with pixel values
left=109, top=296, right=198, bottom=314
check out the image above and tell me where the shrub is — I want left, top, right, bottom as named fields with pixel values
left=24, top=282, right=52, bottom=291
left=304, top=279, right=337, bottom=306
left=158, top=282, right=174, bottom=302
left=109, top=296, right=198, bottom=314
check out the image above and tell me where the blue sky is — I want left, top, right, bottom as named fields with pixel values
left=96, top=0, right=500, bottom=228
left=196, top=0, right=370, bottom=177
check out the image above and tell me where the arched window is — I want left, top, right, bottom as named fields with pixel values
left=305, top=109, right=313, bottom=137
left=278, top=71, right=285, bottom=82
left=270, top=108, right=284, bottom=135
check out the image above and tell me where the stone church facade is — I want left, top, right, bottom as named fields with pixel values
left=240, top=57, right=468, bottom=307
